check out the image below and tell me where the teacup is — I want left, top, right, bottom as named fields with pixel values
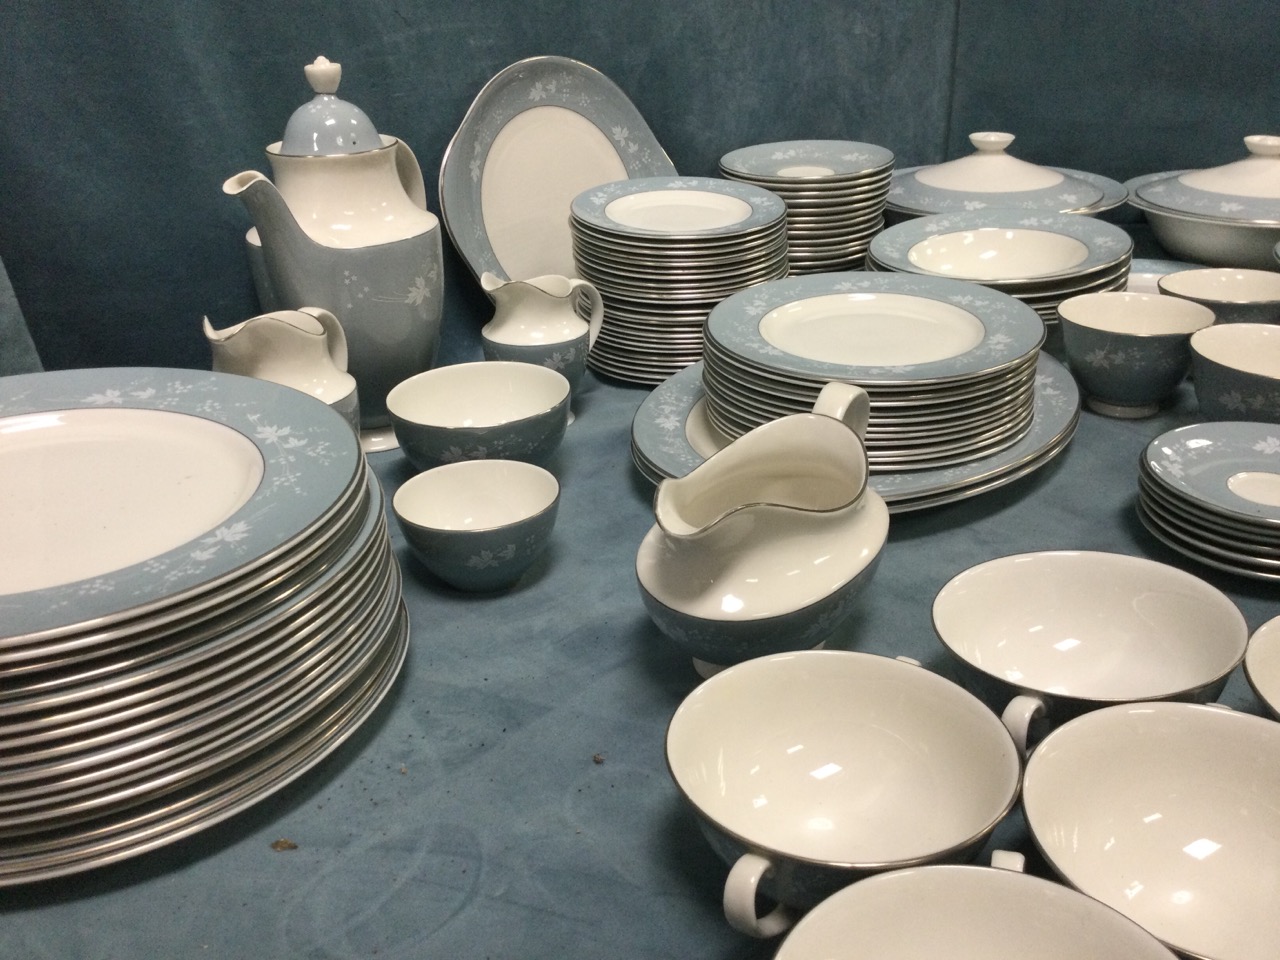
left=1244, top=614, right=1280, bottom=719
left=774, top=860, right=1177, bottom=960
left=1158, top=266, right=1280, bottom=325
left=1058, top=291, right=1214, bottom=418
left=931, top=550, right=1248, bottom=755
left=392, top=459, right=559, bottom=591
left=386, top=361, right=571, bottom=471
left=1023, top=702, right=1280, bottom=960
left=665, top=650, right=1021, bottom=937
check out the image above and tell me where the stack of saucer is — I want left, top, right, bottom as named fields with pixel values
left=867, top=209, right=1133, bottom=328
left=570, top=176, right=789, bottom=385
left=0, top=368, right=407, bottom=884
left=718, top=140, right=894, bottom=273
left=1138, top=421, right=1280, bottom=582
left=700, top=272, right=1046, bottom=472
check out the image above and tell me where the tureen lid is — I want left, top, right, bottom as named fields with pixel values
left=889, top=133, right=1105, bottom=214
left=1132, top=136, right=1280, bottom=224
left=278, top=57, right=381, bottom=156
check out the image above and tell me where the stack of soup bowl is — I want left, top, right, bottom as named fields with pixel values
left=885, top=131, right=1128, bottom=221
left=699, top=272, right=1046, bottom=472
left=866, top=209, right=1134, bottom=332
left=1127, top=135, right=1280, bottom=269
left=1137, top=420, right=1280, bottom=581
left=567, top=175, right=789, bottom=385
left=717, top=139, right=893, bottom=273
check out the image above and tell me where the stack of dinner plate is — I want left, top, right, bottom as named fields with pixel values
left=1138, top=421, right=1280, bottom=582
left=0, top=368, right=407, bottom=884
left=718, top=140, right=894, bottom=273
left=866, top=209, right=1133, bottom=328
left=570, top=176, right=789, bottom=385
left=700, top=272, right=1046, bottom=472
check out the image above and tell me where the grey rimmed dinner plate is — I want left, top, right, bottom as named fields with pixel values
left=719, top=139, right=895, bottom=181
left=438, top=55, right=676, bottom=282
left=0, top=369, right=364, bottom=649
left=570, top=176, right=786, bottom=240
left=630, top=356, right=1079, bottom=509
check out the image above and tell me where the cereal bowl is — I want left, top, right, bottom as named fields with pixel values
left=1023, top=702, right=1280, bottom=960
left=665, top=650, right=1021, bottom=937
left=1058, top=292, right=1214, bottom=418
left=1190, top=322, right=1280, bottom=422
left=932, top=550, right=1247, bottom=754
left=386, top=361, right=570, bottom=471
left=392, top=459, right=559, bottom=591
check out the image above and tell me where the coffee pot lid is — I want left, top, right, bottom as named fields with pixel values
left=278, top=56, right=381, bottom=156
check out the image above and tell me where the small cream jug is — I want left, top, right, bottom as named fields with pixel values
left=203, top=307, right=359, bottom=432
left=479, top=272, right=604, bottom=393
left=224, top=56, right=443, bottom=434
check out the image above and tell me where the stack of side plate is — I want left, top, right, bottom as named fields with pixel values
left=699, top=272, right=1047, bottom=472
left=718, top=140, right=893, bottom=273
left=569, top=176, right=789, bottom=385
left=628, top=358, right=1080, bottom=513
left=1138, top=420, right=1280, bottom=582
left=0, top=368, right=407, bottom=884
left=866, top=210, right=1133, bottom=328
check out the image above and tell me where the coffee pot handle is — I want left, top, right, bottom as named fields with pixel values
left=723, top=852, right=795, bottom=938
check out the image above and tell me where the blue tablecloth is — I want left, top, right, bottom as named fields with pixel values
left=1, top=366, right=1276, bottom=960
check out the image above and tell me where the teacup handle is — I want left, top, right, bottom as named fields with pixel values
left=1001, top=694, right=1046, bottom=758
left=298, top=307, right=350, bottom=373
left=990, top=849, right=1026, bottom=873
left=723, top=852, right=794, bottom=938
left=568, top=278, right=604, bottom=350
left=812, top=382, right=870, bottom=441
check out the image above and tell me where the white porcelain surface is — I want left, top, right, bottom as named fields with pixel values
left=1191, top=323, right=1280, bottom=377
left=914, top=133, right=1065, bottom=192
left=1180, top=135, right=1280, bottom=198
left=393, top=459, right=558, bottom=530
left=907, top=228, right=1089, bottom=281
left=0, top=409, right=263, bottom=595
left=1244, top=615, right=1280, bottom=717
left=774, top=863, right=1177, bottom=960
left=667, top=651, right=1020, bottom=865
left=1159, top=268, right=1280, bottom=324
left=386, top=361, right=570, bottom=428
left=932, top=551, right=1247, bottom=702
left=1124, top=257, right=1202, bottom=294
left=1058, top=291, right=1215, bottom=335
left=604, top=190, right=753, bottom=231
left=757, top=292, right=986, bottom=365
left=1024, top=702, right=1280, bottom=960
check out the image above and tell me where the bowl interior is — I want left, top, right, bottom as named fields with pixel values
left=393, top=460, right=558, bottom=531
left=387, top=362, right=569, bottom=427
left=1024, top=703, right=1280, bottom=960
left=1191, top=323, right=1280, bottom=378
left=932, top=551, right=1246, bottom=701
left=1058, top=292, right=1214, bottom=337
left=1159, top=267, right=1280, bottom=304
left=907, top=228, right=1088, bottom=281
left=1245, top=615, right=1280, bottom=716
left=775, top=865, right=1176, bottom=960
left=666, top=651, right=1019, bottom=865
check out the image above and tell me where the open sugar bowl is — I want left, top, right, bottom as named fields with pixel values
left=1190, top=322, right=1280, bottom=422
left=392, top=459, right=559, bottom=592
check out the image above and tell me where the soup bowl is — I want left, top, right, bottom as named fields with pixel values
left=931, top=550, right=1247, bottom=755
left=1023, top=702, right=1280, bottom=960
left=665, top=650, right=1021, bottom=937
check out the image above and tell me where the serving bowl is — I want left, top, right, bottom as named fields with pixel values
left=1190, top=322, right=1280, bottom=422
left=665, top=650, right=1021, bottom=937
left=932, top=550, right=1247, bottom=754
left=1158, top=267, right=1280, bottom=324
left=773, top=862, right=1177, bottom=960
left=1023, top=702, right=1280, bottom=960
left=392, top=459, right=560, bottom=591
left=386, top=361, right=570, bottom=471
left=1057, top=292, right=1214, bottom=417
